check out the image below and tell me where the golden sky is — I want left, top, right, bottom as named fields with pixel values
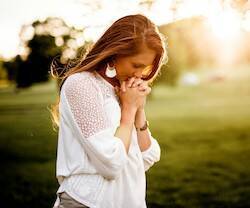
left=0, top=0, right=249, bottom=60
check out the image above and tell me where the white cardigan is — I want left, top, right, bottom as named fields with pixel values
left=53, top=71, right=161, bottom=208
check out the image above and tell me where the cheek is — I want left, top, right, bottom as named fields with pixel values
left=117, top=60, right=134, bottom=75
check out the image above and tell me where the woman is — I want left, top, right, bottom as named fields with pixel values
left=51, top=14, right=167, bottom=208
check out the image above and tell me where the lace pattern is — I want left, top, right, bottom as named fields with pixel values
left=93, top=71, right=119, bottom=101
left=63, top=72, right=112, bottom=139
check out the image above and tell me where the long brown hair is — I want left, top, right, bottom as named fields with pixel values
left=49, top=14, right=167, bottom=130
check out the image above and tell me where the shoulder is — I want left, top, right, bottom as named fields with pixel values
left=62, top=71, right=100, bottom=94
left=61, top=71, right=105, bottom=104
left=64, top=71, right=96, bottom=85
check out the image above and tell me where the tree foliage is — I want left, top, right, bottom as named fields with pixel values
left=3, top=17, right=87, bottom=88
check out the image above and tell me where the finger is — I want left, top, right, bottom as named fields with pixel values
left=136, top=80, right=148, bottom=87
left=139, top=86, right=151, bottom=94
left=131, top=79, right=144, bottom=87
left=138, top=86, right=147, bottom=91
left=145, top=87, right=151, bottom=95
left=121, top=81, right=126, bottom=92
left=127, top=77, right=136, bottom=88
left=138, top=83, right=148, bottom=90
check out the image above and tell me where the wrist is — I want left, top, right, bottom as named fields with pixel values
left=121, top=105, right=137, bottom=116
left=120, top=106, right=137, bottom=126
left=135, top=120, right=149, bottom=131
left=135, top=108, right=147, bottom=127
left=137, top=106, right=144, bottom=112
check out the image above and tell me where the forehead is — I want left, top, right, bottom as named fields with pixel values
left=129, top=46, right=156, bottom=65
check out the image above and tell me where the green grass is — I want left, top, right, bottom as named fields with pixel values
left=0, top=81, right=58, bottom=208
left=145, top=67, right=250, bottom=207
left=0, top=67, right=250, bottom=208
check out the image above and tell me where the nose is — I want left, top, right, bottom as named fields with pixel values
left=133, top=70, right=143, bottom=79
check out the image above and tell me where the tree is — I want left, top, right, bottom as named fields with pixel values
left=3, top=17, right=88, bottom=89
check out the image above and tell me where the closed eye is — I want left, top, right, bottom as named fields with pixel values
left=132, top=63, right=146, bottom=69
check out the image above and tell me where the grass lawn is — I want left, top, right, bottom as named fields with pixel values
left=0, top=67, right=250, bottom=208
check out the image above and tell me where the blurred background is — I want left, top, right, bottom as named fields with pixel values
left=0, top=0, right=250, bottom=207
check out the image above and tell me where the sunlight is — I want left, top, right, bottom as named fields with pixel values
left=145, top=0, right=173, bottom=25
left=242, top=11, right=250, bottom=31
left=1, top=0, right=249, bottom=60
left=177, top=0, right=209, bottom=19
left=206, top=7, right=242, bottom=41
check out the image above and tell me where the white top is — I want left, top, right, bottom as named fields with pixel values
left=53, top=71, right=161, bottom=208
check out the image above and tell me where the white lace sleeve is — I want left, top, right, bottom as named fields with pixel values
left=141, top=131, right=161, bottom=171
left=61, top=72, right=128, bottom=180
left=63, top=73, right=111, bottom=138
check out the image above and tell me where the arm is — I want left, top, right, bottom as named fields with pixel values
left=135, top=108, right=161, bottom=171
left=135, top=108, right=151, bottom=152
left=129, top=78, right=161, bottom=171
left=116, top=77, right=161, bottom=171
left=63, top=73, right=130, bottom=180
left=115, top=106, right=137, bottom=154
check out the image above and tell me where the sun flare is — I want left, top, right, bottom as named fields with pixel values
left=206, top=8, right=242, bottom=41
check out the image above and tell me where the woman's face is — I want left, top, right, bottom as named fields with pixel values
left=114, top=45, right=156, bottom=82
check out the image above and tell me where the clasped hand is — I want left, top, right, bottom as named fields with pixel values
left=114, top=77, right=151, bottom=110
